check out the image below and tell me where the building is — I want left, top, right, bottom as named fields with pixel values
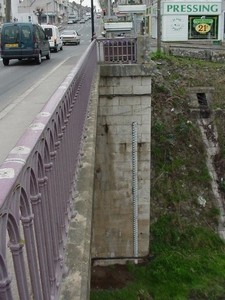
left=151, top=0, right=224, bottom=42
left=2, top=0, right=76, bottom=24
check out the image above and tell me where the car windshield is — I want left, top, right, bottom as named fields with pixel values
left=62, top=31, right=75, bottom=35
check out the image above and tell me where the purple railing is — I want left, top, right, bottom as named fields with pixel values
left=96, top=37, right=137, bottom=64
left=0, top=42, right=97, bottom=300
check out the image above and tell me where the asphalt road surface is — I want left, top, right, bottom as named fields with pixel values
left=0, top=19, right=101, bottom=164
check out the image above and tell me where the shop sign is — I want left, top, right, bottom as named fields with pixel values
left=163, top=2, right=221, bottom=15
left=193, top=18, right=213, bottom=34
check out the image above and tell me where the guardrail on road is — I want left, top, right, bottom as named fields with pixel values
left=0, top=42, right=97, bottom=300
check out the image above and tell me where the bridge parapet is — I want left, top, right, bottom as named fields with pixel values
left=0, top=43, right=97, bottom=300
left=96, top=35, right=151, bottom=64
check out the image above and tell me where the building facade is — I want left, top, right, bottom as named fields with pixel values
left=151, top=0, right=224, bottom=42
left=1, top=0, right=77, bottom=24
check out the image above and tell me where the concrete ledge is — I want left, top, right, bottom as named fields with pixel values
left=60, top=67, right=100, bottom=300
left=100, top=63, right=156, bottom=77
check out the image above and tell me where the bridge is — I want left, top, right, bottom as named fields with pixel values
left=0, top=37, right=152, bottom=299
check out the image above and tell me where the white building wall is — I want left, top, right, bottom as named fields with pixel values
left=151, top=0, right=223, bottom=42
left=12, top=0, right=70, bottom=23
left=161, top=14, right=188, bottom=41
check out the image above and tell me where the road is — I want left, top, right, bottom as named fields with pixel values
left=0, top=19, right=101, bottom=164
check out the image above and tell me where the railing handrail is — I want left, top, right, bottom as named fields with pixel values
left=0, top=41, right=97, bottom=300
left=96, top=37, right=137, bottom=64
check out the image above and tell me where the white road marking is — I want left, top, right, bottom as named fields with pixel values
left=0, top=57, right=71, bottom=120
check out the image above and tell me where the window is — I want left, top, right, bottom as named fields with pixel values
left=4, top=26, right=19, bottom=42
left=21, top=26, right=31, bottom=39
left=188, top=15, right=218, bottom=40
left=44, top=28, right=53, bottom=38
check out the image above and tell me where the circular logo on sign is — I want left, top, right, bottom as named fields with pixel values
left=171, top=18, right=184, bottom=31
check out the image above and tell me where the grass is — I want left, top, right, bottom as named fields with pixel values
left=91, top=54, right=225, bottom=300
left=91, top=218, right=225, bottom=300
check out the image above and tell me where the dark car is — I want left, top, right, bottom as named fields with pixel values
left=0, top=22, right=51, bottom=66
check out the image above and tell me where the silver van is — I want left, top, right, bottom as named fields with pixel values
left=0, top=22, right=51, bottom=66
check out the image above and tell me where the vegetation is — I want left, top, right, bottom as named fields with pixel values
left=91, top=54, right=225, bottom=300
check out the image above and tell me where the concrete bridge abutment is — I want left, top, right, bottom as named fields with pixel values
left=92, top=64, right=152, bottom=265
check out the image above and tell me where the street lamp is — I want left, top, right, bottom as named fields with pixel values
left=107, top=0, right=111, bottom=17
left=91, top=0, right=95, bottom=39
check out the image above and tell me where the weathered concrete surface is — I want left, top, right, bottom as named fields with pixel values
left=60, top=67, right=100, bottom=300
left=100, top=62, right=156, bottom=77
left=137, top=35, right=151, bottom=64
left=162, top=41, right=225, bottom=62
left=92, top=65, right=151, bottom=264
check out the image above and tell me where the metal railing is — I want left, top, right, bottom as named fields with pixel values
left=0, top=42, right=97, bottom=300
left=96, top=37, right=137, bottom=64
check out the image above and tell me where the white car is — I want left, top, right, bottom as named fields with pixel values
left=60, top=30, right=81, bottom=45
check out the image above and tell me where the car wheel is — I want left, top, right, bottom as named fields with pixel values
left=46, top=50, right=51, bottom=60
left=3, top=58, right=9, bottom=66
left=35, top=52, right=42, bottom=64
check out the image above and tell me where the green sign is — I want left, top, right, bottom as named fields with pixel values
left=164, top=3, right=221, bottom=15
left=193, top=18, right=213, bottom=25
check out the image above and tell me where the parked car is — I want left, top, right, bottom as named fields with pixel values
left=41, top=24, right=63, bottom=52
left=0, top=22, right=50, bottom=66
left=60, top=30, right=80, bottom=45
left=79, top=18, right=85, bottom=24
left=67, top=20, right=74, bottom=24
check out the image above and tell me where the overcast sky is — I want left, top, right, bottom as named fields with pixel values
left=70, top=0, right=101, bottom=11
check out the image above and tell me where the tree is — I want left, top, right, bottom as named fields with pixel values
left=35, top=8, right=44, bottom=24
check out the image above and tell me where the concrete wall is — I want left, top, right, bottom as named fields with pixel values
left=92, top=65, right=152, bottom=263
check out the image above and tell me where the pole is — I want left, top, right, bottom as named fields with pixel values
left=157, top=0, right=161, bottom=52
left=108, top=0, right=111, bottom=17
left=91, top=0, right=95, bottom=39
left=6, top=0, right=11, bottom=22
left=46, top=4, right=49, bottom=24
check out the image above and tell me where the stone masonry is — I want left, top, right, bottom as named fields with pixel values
left=91, top=65, right=151, bottom=263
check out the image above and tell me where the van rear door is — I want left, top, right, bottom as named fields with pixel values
left=2, top=23, right=22, bottom=56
